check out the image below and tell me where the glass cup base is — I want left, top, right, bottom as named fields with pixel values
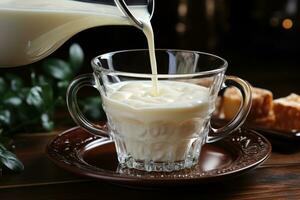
left=118, top=154, right=199, bottom=172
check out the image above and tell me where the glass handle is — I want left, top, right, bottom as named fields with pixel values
left=66, top=73, right=108, bottom=137
left=207, top=75, right=252, bottom=143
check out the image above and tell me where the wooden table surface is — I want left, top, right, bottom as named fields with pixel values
left=1, top=129, right=300, bottom=200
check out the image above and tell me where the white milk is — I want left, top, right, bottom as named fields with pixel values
left=102, top=81, right=211, bottom=162
left=0, top=0, right=150, bottom=67
left=141, top=20, right=159, bottom=95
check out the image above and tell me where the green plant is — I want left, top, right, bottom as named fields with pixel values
left=0, top=44, right=105, bottom=173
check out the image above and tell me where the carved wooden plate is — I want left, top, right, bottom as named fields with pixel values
left=46, top=127, right=271, bottom=187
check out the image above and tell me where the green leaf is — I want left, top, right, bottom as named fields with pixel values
left=69, top=43, right=84, bottom=72
left=41, top=113, right=54, bottom=131
left=5, top=74, right=23, bottom=92
left=2, top=90, right=22, bottom=107
left=19, top=88, right=30, bottom=100
left=3, top=97, right=22, bottom=106
left=26, top=86, right=43, bottom=108
left=57, top=80, right=69, bottom=89
left=0, top=145, right=24, bottom=172
left=0, top=77, right=7, bottom=94
left=40, top=84, right=54, bottom=109
left=0, top=110, right=11, bottom=125
left=0, top=143, right=6, bottom=150
left=80, top=97, right=104, bottom=120
left=34, top=75, right=52, bottom=87
left=57, top=80, right=69, bottom=96
left=42, top=58, right=72, bottom=80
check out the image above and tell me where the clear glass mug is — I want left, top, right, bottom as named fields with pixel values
left=66, top=49, right=252, bottom=172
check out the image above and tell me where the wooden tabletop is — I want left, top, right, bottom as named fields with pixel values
left=1, top=129, right=300, bottom=200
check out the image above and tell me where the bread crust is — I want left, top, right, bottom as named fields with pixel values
left=273, top=94, right=300, bottom=131
left=222, top=87, right=273, bottom=120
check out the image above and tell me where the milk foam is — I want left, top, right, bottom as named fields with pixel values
left=102, top=81, right=211, bottom=162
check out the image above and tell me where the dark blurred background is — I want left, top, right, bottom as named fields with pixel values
left=3, top=0, right=300, bottom=97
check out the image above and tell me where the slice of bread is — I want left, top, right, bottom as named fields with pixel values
left=273, top=93, right=300, bottom=131
left=222, top=87, right=273, bottom=121
left=248, top=111, right=276, bottom=129
left=219, top=85, right=300, bottom=132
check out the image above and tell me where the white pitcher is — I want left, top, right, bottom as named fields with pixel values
left=0, top=0, right=154, bottom=67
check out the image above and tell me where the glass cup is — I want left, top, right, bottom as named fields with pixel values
left=66, top=49, right=252, bottom=172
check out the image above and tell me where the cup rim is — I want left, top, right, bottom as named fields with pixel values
left=91, top=49, right=228, bottom=78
